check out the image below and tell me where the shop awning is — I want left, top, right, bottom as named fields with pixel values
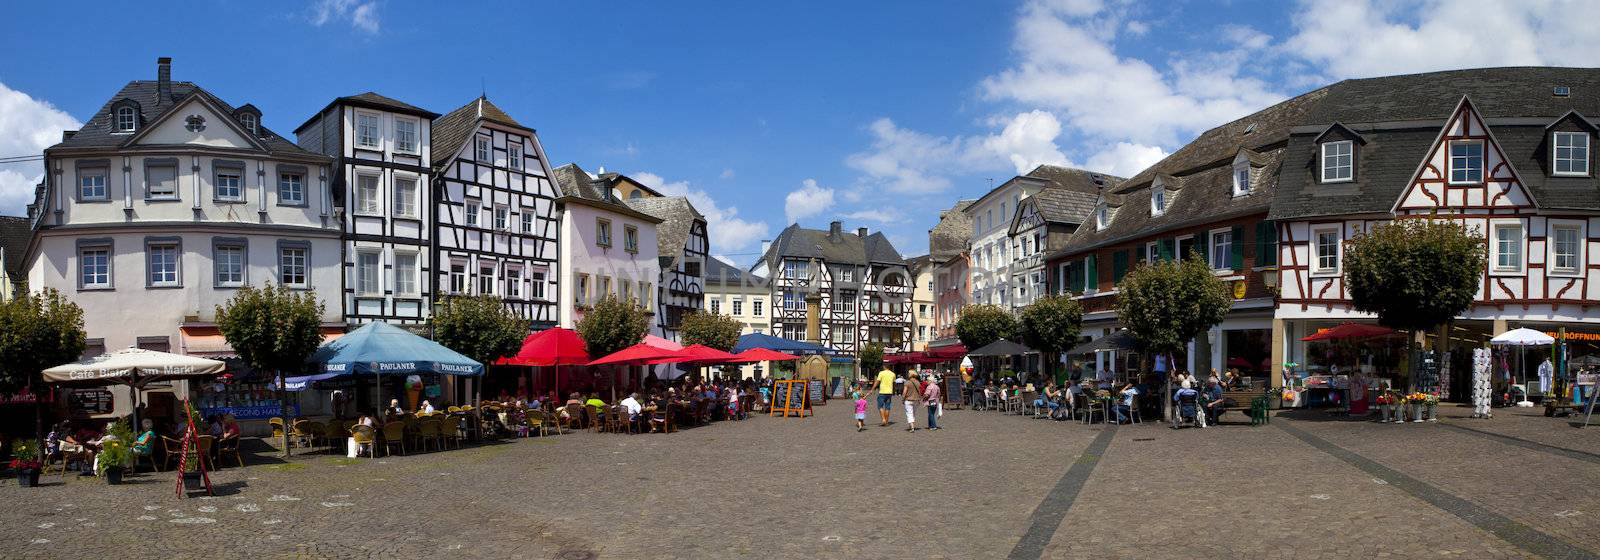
left=43, top=347, right=227, bottom=386
left=1067, top=330, right=1139, bottom=355
left=1301, top=323, right=1394, bottom=341
left=181, top=324, right=347, bottom=359
left=309, top=321, right=482, bottom=376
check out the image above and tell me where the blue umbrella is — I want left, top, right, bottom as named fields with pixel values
left=310, top=321, right=483, bottom=376
left=731, top=333, right=837, bottom=355
left=282, top=372, right=343, bottom=392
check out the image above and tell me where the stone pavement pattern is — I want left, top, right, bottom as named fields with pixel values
left=0, top=403, right=1596, bottom=559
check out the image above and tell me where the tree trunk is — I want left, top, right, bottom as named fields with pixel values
left=277, top=370, right=292, bottom=458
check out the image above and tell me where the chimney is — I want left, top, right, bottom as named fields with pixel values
left=760, top=239, right=771, bottom=254
left=857, top=227, right=869, bottom=238
left=828, top=221, right=843, bottom=241
left=156, top=57, right=172, bottom=105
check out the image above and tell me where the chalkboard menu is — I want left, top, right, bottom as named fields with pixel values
left=770, top=379, right=811, bottom=418
left=807, top=379, right=826, bottom=406
left=68, top=388, right=114, bottom=416
left=943, top=376, right=965, bottom=409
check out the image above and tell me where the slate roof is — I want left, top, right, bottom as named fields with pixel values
left=1028, top=164, right=1123, bottom=196
left=293, top=91, right=439, bottom=133
left=624, top=196, right=703, bottom=260
left=759, top=223, right=907, bottom=271
left=1271, top=67, right=1600, bottom=219
left=551, top=163, right=664, bottom=223
left=1028, top=187, right=1100, bottom=225
left=0, top=215, right=30, bottom=281
left=928, top=199, right=975, bottom=261
left=47, top=80, right=323, bottom=160
left=430, top=96, right=527, bottom=167
left=905, top=254, right=932, bottom=276
left=704, top=257, right=747, bottom=285
left=1056, top=85, right=1328, bottom=254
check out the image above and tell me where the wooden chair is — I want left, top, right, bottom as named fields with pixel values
left=350, top=425, right=377, bottom=458
left=605, top=406, right=631, bottom=434
left=56, top=445, right=94, bottom=482
left=216, top=436, right=244, bottom=468
left=381, top=422, right=406, bottom=456
left=437, top=416, right=460, bottom=449
left=526, top=410, right=549, bottom=437
left=194, top=436, right=216, bottom=472
left=1020, top=390, right=1038, bottom=416
left=446, top=406, right=462, bottom=414
left=160, top=436, right=187, bottom=471
left=324, top=421, right=349, bottom=447
left=583, top=406, right=602, bottom=433
left=649, top=407, right=673, bottom=433
left=289, top=420, right=317, bottom=450
left=269, top=417, right=285, bottom=440
left=415, top=418, right=439, bottom=452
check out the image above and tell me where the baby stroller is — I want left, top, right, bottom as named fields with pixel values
left=1173, top=388, right=1203, bottom=429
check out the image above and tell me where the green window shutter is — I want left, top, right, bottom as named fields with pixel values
left=1084, top=254, right=1098, bottom=292
left=1158, top=238, right=1174, bottom=261
left=1256, top=221, right=1277, bottom=266
left=1231, top=225, right=1245, bottom=270
left=1112, top=250, right=1128, bottom=283
left=1069, top=261, right=1083, bottom=294
left=1135, top=245, right=1147, bottom=266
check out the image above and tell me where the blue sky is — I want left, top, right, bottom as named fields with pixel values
left=4, top=0, right=1598, bottom=264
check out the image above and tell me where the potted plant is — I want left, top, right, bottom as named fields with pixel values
left=1424, top=393, right=1440, bottom=422
left=1375, top=392, right=1394, bottom=422
left=1406, top=392, right=1428, bottom=423
left=96, top=439, right=131, bottom=484
left=9, top=439, right=43, bottom=487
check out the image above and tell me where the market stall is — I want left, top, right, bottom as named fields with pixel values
left=42, top=348, right=227, bottom=431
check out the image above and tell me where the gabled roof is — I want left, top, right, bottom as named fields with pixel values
left=1312, top=122, right=1367, bottom=144
left=1028, top=187, right=1100, bottom=225
left=624, top=196, right=703, bottom=260
left=1271, top=67, right=1600, bottom=220
left=905, top=254, right=932, bottom=276
left=759, top=223, right=907, bottom=269
left=0, top=216, right=30, bottom=281
left=121, top=88, right=272, bottom=153
left=430, top=96, right=528, bottom=167
left=293, top=91, right=439, bottom=133
left=47, top=80, right=322, bottom=160
left=704, top=257, right=747, bottom=285
left=551, top=163, right=663, bottom=223
left=1027, top=164, right=1123, bottom=195
left=928, top=199, right=975, bottom=260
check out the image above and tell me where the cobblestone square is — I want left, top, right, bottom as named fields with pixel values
left=2, top=402, right=1598, bottom=559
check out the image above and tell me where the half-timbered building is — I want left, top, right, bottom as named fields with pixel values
left=1270, top=68, right=1600, bottom=399
left=756, top=221, right=913, bottom=356
left=624, top=196, right=708, bottom=342
left=430, top=97, right=561, bottom=329
left=295, top=92, right=439, bottom=327
left=1005, top=169, right=1108, bottom=312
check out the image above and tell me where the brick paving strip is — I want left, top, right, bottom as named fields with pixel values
left=1006, top=425, right=1117, bottom=560
left=1437, top=422, right=1600, bottom=466
left=1277, top=422, right=1600, bottom=560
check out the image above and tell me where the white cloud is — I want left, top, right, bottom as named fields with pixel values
left=1124, top=20, right=1149, bottom=36
left=842, top=209, right=901, bottom=223
left=1084, top=142, right=1168, bottom=178
left=845, top=111, right=1073, bottom=193
left=719, top=168, right=736, bottom=180
left=979, top=110, right=1071, bottom=174
left=784, top=179, right=835, bottom=225
left=0, top=81, right=80, bottom=216
left=312, top=0, right=379, bottom=34
left=631, top=172, right=770, bottom=254
left=1284, top=0, right=1600, bottom=81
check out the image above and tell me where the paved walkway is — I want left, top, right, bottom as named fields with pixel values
left=1, top=402, right=1597, bottom=559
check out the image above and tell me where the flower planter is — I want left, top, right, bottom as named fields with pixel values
left=1426, top=404, right=1438, bottom=422
left=103, top=467, right=124, bottom=485
left=1411, top=403, right=1424, bottom=423
left=182, top=471, right=204, bottom=491
left=16, top=470, right=40, bottom=487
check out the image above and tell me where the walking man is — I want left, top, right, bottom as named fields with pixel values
left=923, top=374, right=942, bottom=431
left=902, top=370, right=923, bottom=432
left=875, top=366, right=896, bottom=427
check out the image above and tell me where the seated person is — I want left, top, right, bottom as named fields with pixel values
left=1204, top=380, right=1227, bottom=424
left=222, top=415, right=242, bottom=440
left=1114, top=383, right=1138, bottom=424
left=584, top=394, right=606, bottom=413
left=1175, top=386, right=1200, bottom=424
left=132, top=419, right=157, bottom=456
left=620, top=393, right=644, bottom=422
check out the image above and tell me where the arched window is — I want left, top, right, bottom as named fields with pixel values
left=628, top=190, right=643, bottom=199
left=115, top=106, right=137, bottom=132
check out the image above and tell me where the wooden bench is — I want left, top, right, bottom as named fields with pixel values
left=1216, top=389, right=1274, bottom=425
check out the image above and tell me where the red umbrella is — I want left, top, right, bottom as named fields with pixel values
left=728, top=348, right=803, bottom=363
left=649, top=344, right=737, bottom=365
left=497, top=327, right=589, bottom=366
left=588, top=343, right=687, bottom=366
left=1301, top=323, right=1395, bottom=341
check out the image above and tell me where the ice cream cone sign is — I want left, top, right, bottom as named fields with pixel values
left=405, top=375, right=423, bottom=411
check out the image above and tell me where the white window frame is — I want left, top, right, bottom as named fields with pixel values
left=624, top=224, right=639, bottom=253
left=529, top=269, right=547, bottom=300
left=475, top=136, right=492, bottom=163
left=596, top=218, right=613, bottom=247
left=478, top=263, right=497, bottom=296
left=1448, top=140, right=1485, bottom=184
left=214, top=167, right=243, bottom=201
left=280, top=247, right=308, bottom=288
left=240, top=113, right=257, bottom=135
left=214, top=244, right=244, bottom=288
left=1490, top=220, right=1526, bottom=274
left=1313, top=227, right=1341, bottom=276
left=79, top=167, right=108, bottom=201
left=115, top=106, right=137, bottom=132
left=1232, top=166, right=1251, bottom=196
left=1208, top=228, right=1233, bottom=271
left=393, top=251, right=419, bottom=296
left=278, top=172, right=305, bottom=206
left=1552, top=131, right=1589, bottom=177
left=147, top=243, right=180, bottom=287
left=1549, top=221, right=1585, bottom=277
left=1095, top=204, right=1109, bottom=230
left=1321, top=140, right=1354, bottom=183
left=710, top=298, right=722, bottom=314
left=508, top=144, right=523, bottom=170
left=80, top=246, right=111, bottom=289
left=575, top=273, right=590, bottom=306
left=494, top=205, right=509, bottom=231
left=355, top=174, right=381, bottom=215
left=1145, top=241, right=1159, bottom=264
left=505, top=266, right=523, bottom=299
left=753, top=298, right=764, bottom=317
left=356, top=112, right=382, bottom=149
left=450, top=262, right=468, bottom=294
left=465, top=201, right=480, bottom=227
left=521, top=212, right=534, bottom=234
left=356, top=251, right=382, bottom=296
left=393, top=176, right=417, bottom=218
left=394, top=117, right=419, bottom=155
left=1150, top=189, right=1165, bottom=216
left=732, top=298, right=744, bottom=316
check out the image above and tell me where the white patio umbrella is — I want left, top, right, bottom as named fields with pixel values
left=43, top=347, right=227, bottom=428
left=1490, top=328, right=1554, bottom=404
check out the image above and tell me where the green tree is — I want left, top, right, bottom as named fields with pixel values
left=954, top=304, right=1019, bottom=352
left=0, top=288, right=87, bottom=438
left=858, top=343, right=885, bottom=376
left=1019, top=296, right=1084, bottom=383
left=679, top=311, right=743, bottom=351
left=1344, top=218, right=1486, bottom=388
left=1117, top=255, right=1231, bottom=363
left=431, top=295, right=526, bottom=367
left=576, top=295, right=653, bottom=358
left=215, top=284, right=325, bottom=457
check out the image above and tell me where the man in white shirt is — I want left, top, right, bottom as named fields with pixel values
left=620, top=393, right=644, bottom=421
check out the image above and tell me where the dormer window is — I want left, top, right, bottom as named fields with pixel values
left=1232, top=166, right=1251, bottom=196
left=1553, top=131, right=1590, bottom=176
left=115, top=106, right=137, bottom=132
left=1095, top=203, right=1109, bottom=230
left=239, top=113, right=258, bottom=135
left=1150, top=188, right=1166, bottom=216
left=1320, top=140, right=1354, bottom=183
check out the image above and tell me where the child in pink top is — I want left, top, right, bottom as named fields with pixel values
left=853, top=392, right=868, bottom=432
